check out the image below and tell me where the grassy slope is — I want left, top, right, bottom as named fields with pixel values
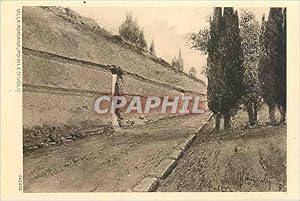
left=158, top=106, right=287, bottom=192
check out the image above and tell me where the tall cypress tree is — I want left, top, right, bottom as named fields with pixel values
left=259, top=8, right=285, bottom=124
left=207, top=7, right=224, bottom=131
left=276, top=8, right=286, bottom=122
left=207, top=7, right=244, bottom=131
left=240, top=10, right=261, bottom=126
left=221, top=8, right=244, bottom=129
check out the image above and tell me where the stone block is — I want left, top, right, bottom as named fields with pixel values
left=168, top=149, right=183, bottom=160
left=133, top=177, right=159, bottom=192
left=149, top=159, right=177, bottom=179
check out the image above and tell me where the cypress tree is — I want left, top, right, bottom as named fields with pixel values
left=150, top=39, right=156, bottom=55
left=202, top=8, right=245, bottom=131
left=276, top=8, right=286, bottom=122
left=119, top=13, right=147, bottom=49
left=259, top=8, right=285, bottom=124
left=207, top=7, right=224, bottom=131
left=137, top=29, right=147, bottom=50
left=221, top=8, right=244, bottom=129
left=240, top=10, right=261, bottom=126
left=177, top=49, right=184, bottom=72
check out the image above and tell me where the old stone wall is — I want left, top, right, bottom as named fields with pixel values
left=22, top=6, right=207, bottom=149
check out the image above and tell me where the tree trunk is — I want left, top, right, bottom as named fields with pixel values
left=253, top=103, right=258, bottom=124
left=278, top=105, right=286, bottom=123
left=215, top=113, right=221, bottom=132
left=224, top=113, right=231, bottom=130
left=268, top=103, right=276, bottom=124
left=247, top=102, right=255, bottom=127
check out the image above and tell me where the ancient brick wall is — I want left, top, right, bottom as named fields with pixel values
left=22, top=6, right=207, bottom=148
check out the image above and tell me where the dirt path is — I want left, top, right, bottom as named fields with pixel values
left=23, top=112, right=210, bottom=192
left=158, top=107, right=287, bottom=192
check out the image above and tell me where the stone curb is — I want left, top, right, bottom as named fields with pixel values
left=132, top=177, right=159, bottom=192
left=167, top=149, right=183, bottom=160
left=177, top=133, right=197, bottom=151
left=148, top=158, right=177, bottom=179
left=132, top=112, right=214, bottom=192
left=196, top=113, right=214, bottom=133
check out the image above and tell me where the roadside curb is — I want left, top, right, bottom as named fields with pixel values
left=133, top=177, right=159, bottom=192
left=167, top=149, right=183, bottom=160
left=196, top=113, right=214, bottom=133
left=132, top=112, right=214, bottom=192
left=177, top=133, right=197, bottom=151
left=148, top=158, right=177, bottom=179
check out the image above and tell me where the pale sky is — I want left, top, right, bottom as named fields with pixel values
left=71, top=7, right=269, bottom=79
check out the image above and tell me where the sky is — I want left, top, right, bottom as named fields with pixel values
left=71, top=6, right=269, bottom=79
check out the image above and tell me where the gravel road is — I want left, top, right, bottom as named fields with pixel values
left=23, top=112, right=210, bottom=192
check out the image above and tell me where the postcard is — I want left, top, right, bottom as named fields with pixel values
left=0, top=1, right=299, bottom=201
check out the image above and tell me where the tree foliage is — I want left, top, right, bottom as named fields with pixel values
left=150, top=39, right=156, bottom=55
left=240, top=10, right=261, bottom=99
left=240, top=10, right=262, bottom=126
left=188, top=8, right=245, bottom=130
left=259, top=8, right=286, bottom=123
left=189, top=66, right=197, bottom=77
left=188, top=8, right=287, bottom=127
left=207, top=8, right=224, bottom=118
left=206, top=8, right=244, bottom=130
left=222, top=8, right=244, bottom=127
left=187, top=27, right=210, bottom=54
left=276, top=8, right=286, bottom=120
left=171, top=49, right=184, bottom=72
left=119, top=12, right=147, bottom=49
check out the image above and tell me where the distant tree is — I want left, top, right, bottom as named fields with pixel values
left=137, top=29, right=147, bottom=50
left=240, top=10, right=262, bottom=126
left=200, top=65, right=207, bottom=77
left=177, top=49, right=184, bottom=72
left=171, top=56, right=179, bottom=69
left=119, top=12, right=147, bottom=49
left=259, top=8, right=286, bottom=124
left=189, top=66, right=197, bottom=77
left=119, top=12, right=137, bottom=42
left=171, top=49, right=184, bottom=72
left=150, top=39, right=156, bottom=55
